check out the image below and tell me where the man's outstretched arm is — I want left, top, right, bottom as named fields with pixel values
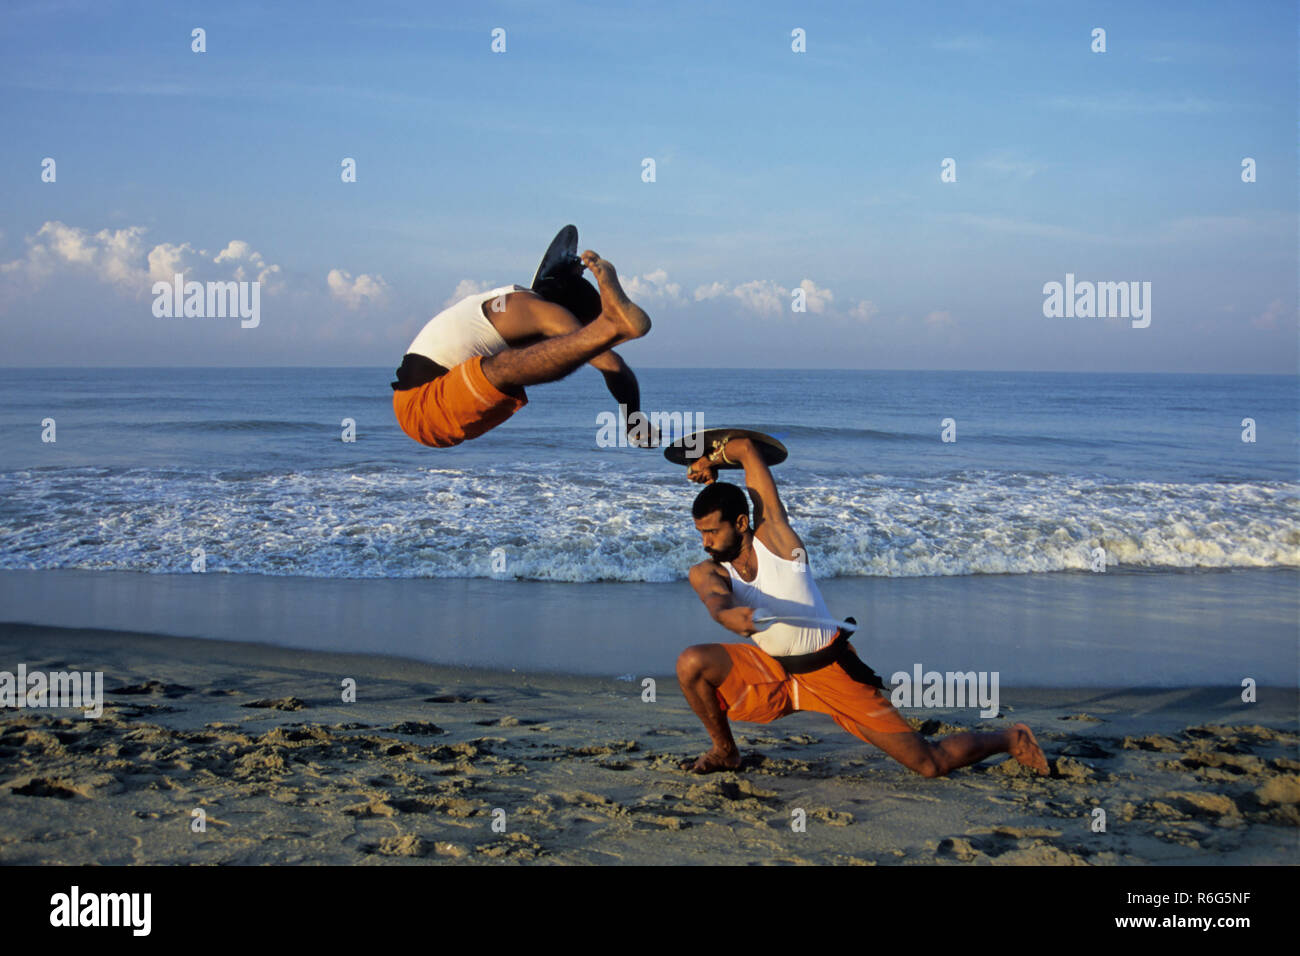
left=689, top=562, right=758, bottom=637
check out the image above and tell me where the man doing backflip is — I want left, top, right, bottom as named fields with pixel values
left=392, top=248, right=652, bottom=449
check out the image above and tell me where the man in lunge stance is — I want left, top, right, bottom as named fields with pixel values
left=676, top=436, right=1051, bottom=777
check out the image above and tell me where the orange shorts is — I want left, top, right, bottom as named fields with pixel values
left=392, top=355, right=527, bottom=448
left=715, top=642, right=914, bottom=741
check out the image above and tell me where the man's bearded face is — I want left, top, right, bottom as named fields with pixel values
left=698, top=514, right=744, bottom=563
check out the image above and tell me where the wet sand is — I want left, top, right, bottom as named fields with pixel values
left=0, top=568, right=1295, bottom=685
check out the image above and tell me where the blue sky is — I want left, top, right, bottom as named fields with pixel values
left=1, top=0, right=1295, bottom=372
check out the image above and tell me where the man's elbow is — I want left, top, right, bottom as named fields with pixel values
left=706, top=599, right=732, bottom=624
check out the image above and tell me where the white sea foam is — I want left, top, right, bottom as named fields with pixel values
left=0, top=465, right=1295, bottom=581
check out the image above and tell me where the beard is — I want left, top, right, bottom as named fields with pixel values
left=706, top=537, right=743, bottom=564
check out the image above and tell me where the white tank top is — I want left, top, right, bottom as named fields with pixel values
left=405, top=285, right=525, bottom=369
left=723, top=536, right=837, bottom=657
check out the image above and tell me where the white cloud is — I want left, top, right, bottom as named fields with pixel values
left=693, top=281, right=728, bottom=301
left=328, top=268, right=389, bottom=309
left=624, top=267, right=684, bottom=303
left=147, top=242, right=200, bottom=283
left=690, top=277, right=840, bottom=319
left=0, top=221, right=148, bottom=290
left=214, top=239, right=283, bottom=289
left=731, top=279, right=786, bottom=317
left=584, top=272, right=887, bottom=325
left=442, top=279, right=493, bottom=309
left=0, top=221, right=284, bottom=297
left=796, top=279, right=833, bottom=314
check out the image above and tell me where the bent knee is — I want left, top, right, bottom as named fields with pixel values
left=676, top=644, right=712, bottom=678
left=895, top=744, right=946, bottom=778
left=478, top=353, right=525, bottom=398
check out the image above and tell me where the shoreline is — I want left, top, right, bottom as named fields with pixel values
left=0, top=567, right=1295, bottom=686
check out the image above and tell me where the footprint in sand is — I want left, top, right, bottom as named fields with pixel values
left=387, top=721, right=445, bottom=736
left=473, top=716, right=543, bottom=728
left=241, top=697, right=308, bottom=711
left=109, top=680, right=194, bottom=698
left=10, top=777, right=85, bottom=799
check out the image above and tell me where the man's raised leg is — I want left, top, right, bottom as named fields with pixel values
left=481, top=306, right=621, bottom=391
left=481, top=251, right=650, bottom=394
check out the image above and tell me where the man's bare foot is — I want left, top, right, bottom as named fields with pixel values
left=680, top=747, right=742, bottom=774
left=580, top=250, right=651, bottom=341
left=1008, top=723, right=1050, bottom=775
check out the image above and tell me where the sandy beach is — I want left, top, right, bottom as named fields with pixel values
left=1, top=621, right=1295, bottom=865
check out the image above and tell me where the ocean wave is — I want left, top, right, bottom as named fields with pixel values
left=0, top=464, right=1295, bottom=581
